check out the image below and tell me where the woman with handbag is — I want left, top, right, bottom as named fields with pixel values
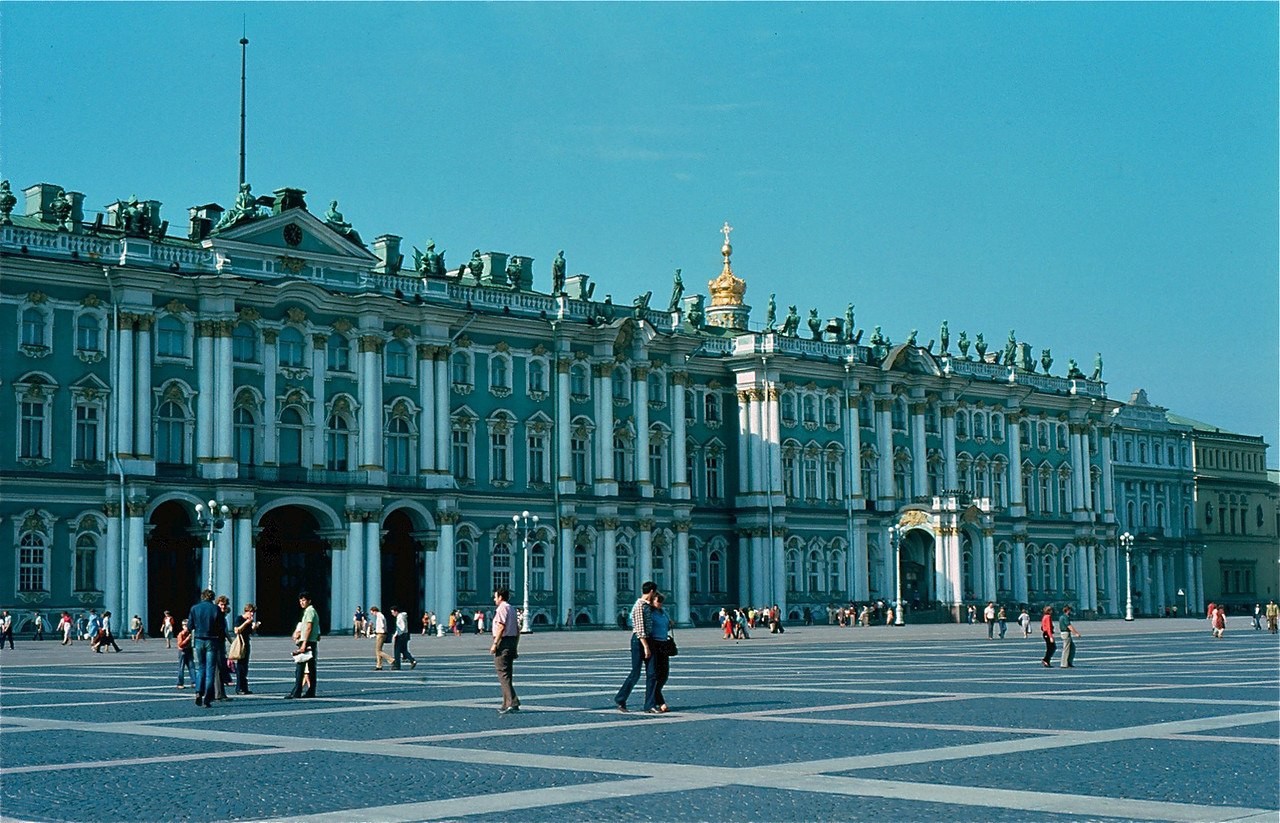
left=231, top=604, right=259, bottom=694
left=648, top=594, right=675, bottom=714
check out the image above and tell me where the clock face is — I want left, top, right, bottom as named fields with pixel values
left=284, top=224, right=302, bottom=247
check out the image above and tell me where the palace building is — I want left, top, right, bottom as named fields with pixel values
left=1, top=178, right=1272, bottom=633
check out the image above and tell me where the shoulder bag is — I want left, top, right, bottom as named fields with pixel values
left=227, top=634, right=247, bottom=661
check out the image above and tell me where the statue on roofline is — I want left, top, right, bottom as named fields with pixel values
left=325, top=200, right=352, bottom=233
left=940, top=320, right=950, bottom=354
left=906, top=329, right=918, bottom=347
left=1067, top=359, right=1084, bottom=379
left=780, top=305, right=800, bottom=337
left=0, top=180, right=16, bottom=225
left=506, top=255, right=523, bottom=290
left=764, top=293, right=776, bottom=331
left=551, top=250, right=566, bottom=295
left=414, top=240, right=446, bottom=277
left=667, top=269, right=684, bottom=312
left=1091, top=352, right=1103, bottom=381
left=975, top=332, right=987, bottom=360
left=1003, top=329, right=1017, bottom=367
left=466, top=249, right=484, bottom=278
left=957, top=330, right=969, bottom=358
left=807, top=308, right=822, bottom=340
left=845, top=303, right=855, bottom=342
left=50, top=189, right=74, bottom=232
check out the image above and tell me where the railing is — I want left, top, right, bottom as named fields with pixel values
left=2, top=225, right=120, bottom=259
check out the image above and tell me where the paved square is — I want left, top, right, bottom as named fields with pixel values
left=1, top=620, right=1276, bottom=822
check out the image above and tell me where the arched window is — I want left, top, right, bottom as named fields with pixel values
left=704, top=391, right=721, bottom=423
left=74, top=532, right=98, bottom=592
left=961, top=548, right=974, bottom=599
left=647, top=371, right=665, bottom=405
left=651, top=540, right=668, bottom=590
left=451, top=351, right=473, bottom=388
left=574, top=543, right=591, bottom=591
left=973, top=411, right=986, bottom=439
left=1020, top=420, right=1031, bottom=449
left=806, top=549, right=823, bottom=593
left=21, top=307, right=47, bottom=347
left=570, top=424, right=591, bottom=485
left=955, top=410, right=969, bottom=439
left=1139, top=442, right=1148, bottom=464
left=1056, top=470, right=1071, bottom=515
left=996, top=551, right=1009, bottom=592
left=18, top=531, right=48, bottom=592
left=278, top=327, right=306, bottom=368
left=385, top=416, right=412, bottom=476
left=612, top=367, right=630, bottom=403
left=804, top=450, right=820, bottom=500
left=616, top=543, right=633, bottom=596
left=385, top=340, right=411, bottom=379
left=279, top=407, right=305, bottom=467
left=1038, top=468, right=1052, bottom=515
left=327, top=334, right=351, bottom=372
left=786, top=548, right=802, bottom=593
left=708, top=548, right=725, bottom=593
left=781, top=392, right=797, bottom=424
left=326, top=413, right=351, bottom=471
left=455, top=540, right=472, bottom=593
left=530, top=543, right=548, bottom=590
left=570, top=363, right=590, bottom=398
left=828, top=549, right=845, bottom=593
left=492, top=542, right=512, bottom=591
left=802, top=395, right=817, bottom=425
left=488, top=414, right=512, bottom=483
left=76, top=313, right=102, bottom=353
left=613, top=429, right=635, bottom=482
left=1042, top=552, right=1055, bottom=592
left=528, top=359, right=547, bottom=395
left=234, top=406, right=257, bottom=465
left=860, top=395, right=874, bottom=429
left=892, top=397, right=907, bottom=431
left=990, top=412, right=1004, bottom=441
left=232, top=322, right=257, bottom=363
left=155, top=399, right=188, bottom=464
left=1037, top=422, right=1050, bottom=451
left=1061, top=551, right=1073, bottom=591
left=156, top=315, right=186, bottom=358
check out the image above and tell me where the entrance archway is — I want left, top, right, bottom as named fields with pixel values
left=256, top=506, right=331, bottom=634
left=147, top=501, right=202, bottom=631
left=900, top=529, right=936, bottom=607
left=381, top=509, right=424, bottom=616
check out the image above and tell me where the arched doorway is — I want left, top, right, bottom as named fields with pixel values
left=381, top=509, right=424, bottom=617
left=900, top=529, right=936, bottom=608
left=148, top=501, right=202, bottom=631
left=256, top=506, right=331, bottom=634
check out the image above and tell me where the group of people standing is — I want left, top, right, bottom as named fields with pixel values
left=181, top=591, right=260, bottom=707
left=1039, top=605, right=1082, bottom=668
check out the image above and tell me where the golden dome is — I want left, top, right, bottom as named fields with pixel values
left=708, top=222, right=746, bottom=307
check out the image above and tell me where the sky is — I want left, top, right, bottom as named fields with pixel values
left=2, top=3, right=1276, bottom=462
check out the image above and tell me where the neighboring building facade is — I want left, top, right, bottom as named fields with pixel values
left=1109, top=390, right=1200, bottom=616
left=1174, top=415, right=1278, bottom=611
left=2, top=176, right=1263, bottom=633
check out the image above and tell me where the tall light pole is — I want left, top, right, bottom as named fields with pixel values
left=889, top=523, right=905, bottom=625
left=1120, top=531, right=1134, bottom=622
left=195, top=499, right=230, bottom=592
left=513, top=510, right=538, bottom=634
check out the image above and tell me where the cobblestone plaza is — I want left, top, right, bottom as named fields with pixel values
left=1, top=620, right=1276, bottom=822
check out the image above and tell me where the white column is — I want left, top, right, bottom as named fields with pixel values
left=417, top=345, right=436, bottom=473
left=1089, top=545, right=1100, bottom=612
left=1184, top=551, right=1196, bottom=615
left=672, top=374, right=689, bottom=498
left=359, top=337, right=384, bottom=470
left=133, top=316, right=153, bottom=458
left=847, top=393, right=864, bottom=501
left=365, top=518, right=382, bottom=608
left=214, top=525, right=234, bottom=600
left=674, top=522, right=692, bottom=625
left=558, top=518, right=575, bottom=626
left=330, top=539, right=347, bottom=632
left=638, top=521, right=654, bottom=585
left=1140, top=551, right=1153, bottom=615
left=741, top=390, right=756, bottom=493
left=851, top=521, right=869, bottom=600
left=214, top=325, right=234, bottom=460
left=1153, top=550, right=1166, bottom=612
left=262, top=330, right=279, bottom=465
left=751, top=534, right=767, bottom=604
left=435, top=351, right=451, bottom=472
left=118, top=317, right=136, bottom=457
left=881, top=535, right=895, bottom=600
left=1013, top=538, right=1028, bottom=604
left=876, top=398, right=894, bottom=506
left=595, top=364, right=614, bottom=482
left=766, top=386, right=783, bottom=494
left=982, top=530, right=997, bottom=601
left=737, top=532, right=751, bottom=604
left=104, top=503, right=122, bottom=616
left=1070, top=427, right=1086, bottom=513
left=1100, top=427, right=1116, bottom=517
left=771, top=531, right=785, bottom=614
left=634, top=367, right=651, bottom=489
left=1103, top=543, right=1118, bottom=615
left=556, top=358, right=572, bottom=483
left=942, top=405, right=958, bottom=491
left=125, top=501, right=146, bottom=628
left=311, top=337, right=327, bottom=467
left=345, top=512, right=366, bottom=617
left=1193, top=552, right=1204, bottom=613
left=946, top=528, right=963, bottom=609
left=1007, top=413, right=1024, bottom=513
left=910, top=403, right=928, bottom=498
left=1081, top=427, right=1095, bottom=515
left=602, top=520, right=618, bottom=625
left=437, top=513, right=457, bottom=617
left=234, top=512, right=254, bottom=611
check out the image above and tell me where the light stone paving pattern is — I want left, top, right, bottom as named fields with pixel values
left=0, top=618, right=1276, bottom=822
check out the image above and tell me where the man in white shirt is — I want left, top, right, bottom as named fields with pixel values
left=0, top=611, right=13, bottom=650
left=390, top=607, right=417, bottom=670
left=370, top=606, right=395, bottom=670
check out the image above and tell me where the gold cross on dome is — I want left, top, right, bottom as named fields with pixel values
left=721, top=221, right=733, bottom=245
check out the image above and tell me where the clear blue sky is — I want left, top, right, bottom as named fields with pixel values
left=3, top=3, right=1276, bottom=461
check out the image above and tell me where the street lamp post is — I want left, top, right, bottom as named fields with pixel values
left=512, top=510, right=539, bottom=634
left=1177, top=587, right=1186, bottom=617
left=888, top=523, right=905, bottom=626
left=195, top=499, right=230, bottom=592
left=1120, top=531, right=1135, bottom=622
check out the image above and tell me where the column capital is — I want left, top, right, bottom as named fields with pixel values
left=632, top=364, right=650, bottom=380
left=671, top=370, right=690, bottom=386
left=909, top=401, right=929, bottom=416
left=125, top=500, right=147, bottom=518
left=359, top=335, right=385, bottom=354
left=262, top=328, right=279, bottom=344
left=636, top=517, right=656, bottom=531
left=135, top=314, right=155, bottom=332
left=672, top=519, right=692, bottom=533
left=592, top=361, right=615, bottom=378
left=312, top=333, right=329, bottom=348
left=558, top=514, right=578, bottom=530
left=748, top=387, right=765, bottom=402
left=437, top=510, right=462, bottom=526
left=599, top=516, right=621, bottom=531
left=102, top=502, right=121, bottom=517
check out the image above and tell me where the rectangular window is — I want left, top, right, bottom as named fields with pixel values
left=452, top=429, right=471, bottom=481
left=75, top=537, right=97, bottom=592
left=75, top=404, right=100, bottom=462
left=491, top=431, right=509, bottom=482
left=528, top=435, right=547, bottom=484
left=19, top=543, right=45, bottom=592
left=705, top=455, right=722, bottom=499
left=571, top=437, right=589, bottom=485
left=20, top=401, right=46, bottom=459
left=327, top=340, right=351, bottom=372
left=649, top=443, right=665, bottom=488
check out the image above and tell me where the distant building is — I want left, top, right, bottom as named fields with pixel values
left=0, top=176, right=1268, bottom=632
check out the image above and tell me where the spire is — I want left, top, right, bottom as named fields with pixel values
left=238, top=27, right=249, bottom=188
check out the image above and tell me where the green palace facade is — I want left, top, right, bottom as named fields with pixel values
left=1, top=177, right=1263, bottom=633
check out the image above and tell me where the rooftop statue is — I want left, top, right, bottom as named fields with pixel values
left=845, top=303, right=855, bottom=342
left=1067, top=358, right=1084, bottom=379
left=1091, top=352, right=1103, bottom=381
left=552, top=250, right=566, bottom=295
left=506, top=255, right=523, bottom=289
left=120, top=195, right=152, bottom=237
left=957, top=330, right=969, bottom=358
left=667, top=269, right=684, bottom=312
left=215, top=182, right=261, bottom=230
left=940, top=320, right=950, bottom=354
left=780, top=305, right=800, bottom=337
left=686, top=294, right=705, bottom=327
left=466, top=249, right=484, bottom=278
left=1003, top=329, right=1017, bottom=367
left=414, top=240, right=446, bottom=277
left=906, top=329, right=918, bottom=347
left=852, top=329, right=863, bottom=345
left=807, top=308, right=822, bottom=340
left=974, top=332, right=987, bottom=360
left=1041, top=348, right=1054, bottom=374
left=0, top=180, right=15, bottom=224
left=633, top=290, right=653, bottom=318
left=764, top=293, right=776, bottom=331
left=869, top=325, right=884, bottom=346
left=50, top=189, right=74, bottom=232
left=324, top=200, right=352, bottom=233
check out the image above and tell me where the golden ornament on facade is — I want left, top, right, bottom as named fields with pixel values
left=707, top=221, right=746, bottom=307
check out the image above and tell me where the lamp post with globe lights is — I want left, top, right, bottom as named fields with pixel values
left=1120, top=531, right=1135, bottom=621
left=512, top=511, right=539, bottom=633
left=195, top=499, right=230, bottom=592
left=888, top=523, right=905, bottom=626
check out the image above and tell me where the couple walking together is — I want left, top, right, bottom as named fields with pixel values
left=614, top=581, right=675, bottom=714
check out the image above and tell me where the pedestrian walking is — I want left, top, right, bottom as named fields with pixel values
left=648, top=594, right=674, bottom=713
left=213, top=596, right=233, bottom=700
left=187, top=590, right=224, bottom=708
left=1058, top=605, right=1081, bottom=667
left=57, top=612, right=74, bottom=645
left=997, top=605, right=1008, bottom=639
left=353, top=606, right=366, bottom=638
left=160, top=611, right=175, bottom=648
left=1266, top=600, right=1279, bottom=634
left=87, top=610, right=103, bottom=651
left=31, top=611, right=45, bottom=641
left=614, top=581, right=658, bottom=712
left=370, top=606, right=395, bottom=670
left=1040, top=606, right=1056, bottom=668
left=175, top=619, right=195, bottom=688
left=99, top=611, right=122, bottom=652
left=984, top=602, right=996, bottom=639
left=391, top=607, right=417, bottom=670
left=490, top=586, right=521, bottom=715
left=285, top=591, right=319, bottom=700
left=1252, top=604, right=1262, bottom=631
left=0, top=611, right=14, bottom=650
left=1018, top=607, right=1031, bottom=638
left=130, top=614, right=145, bottom=642
left=1211, top=604, right=1226, bottom=638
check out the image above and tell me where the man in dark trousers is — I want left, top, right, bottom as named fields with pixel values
left=614, top=581, right=658, bottom=712
left=490, top=587, right=520, bottom=715
left=285, top=591, right=319, bottom=699
left=187, top=590, right=225, bottom=708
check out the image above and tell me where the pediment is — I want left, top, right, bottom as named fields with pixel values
left=881, top=343, right=942, bottom=376
left=206, top=209, right=377, bottom=265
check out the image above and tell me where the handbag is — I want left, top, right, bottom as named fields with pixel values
left=227, top=634, right=246, bottom=661
left=664, top=635, right=678, bottom=657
